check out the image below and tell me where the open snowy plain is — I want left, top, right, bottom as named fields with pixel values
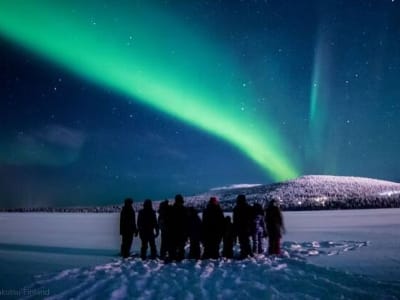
left=0, top=209, right=399, bottom=299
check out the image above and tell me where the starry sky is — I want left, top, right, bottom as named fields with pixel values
left=0, top=0, right=399, bottom=208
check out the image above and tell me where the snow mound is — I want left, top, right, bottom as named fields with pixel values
left=20, top=240, right=400, bottom=300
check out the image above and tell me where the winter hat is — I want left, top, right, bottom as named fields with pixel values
left=175, top=194, right=184, bottom=205
left=209, top=197, right=218, bottom=205
left=124, top=198, right=133, bottom=205
left=144, top=199, right=152, bottom=209
left=236, top=194, right=246, bottom=205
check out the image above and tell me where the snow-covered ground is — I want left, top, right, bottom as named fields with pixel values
left=0, top=209, right=399, bottom=299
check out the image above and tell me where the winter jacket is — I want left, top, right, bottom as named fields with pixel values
left=137, top=208, right=159, bottom=238
left=120, top=205, right=137, bottom=235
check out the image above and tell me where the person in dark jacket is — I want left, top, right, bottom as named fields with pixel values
left=187, top=207, right=202, bottom=259
left=222, top=216, right=235, bottom=259
left=251, top=203, right=266, bottom=254
left=265, top=199, right=285, bottom=255
left=137, top=199, right=159, bottom=259
left=120, top=198, right=137, bottom=258
left=158, top=200, right=171, bottom=260
left=202, top=197, right=225, bottom=259
left=233, top=194, right=253, bottom=259
left=170, top=194, right=188, bottom=261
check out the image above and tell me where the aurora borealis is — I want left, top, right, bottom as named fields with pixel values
left=1, top=1, right=399, bottom=207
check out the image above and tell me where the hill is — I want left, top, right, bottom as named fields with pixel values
left=184, top=175, right=400, bottom=211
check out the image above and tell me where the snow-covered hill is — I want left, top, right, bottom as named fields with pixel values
left=3, top=175, right=399, bottom=212
left=184, top=175, right=400, bottom=211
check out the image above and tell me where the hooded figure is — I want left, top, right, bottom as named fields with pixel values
left=265, top=199, right=285, bottom=255
left=187, top=207, right=202, bottom=259
left=158, top=200, right=172, bottom=260
left=120, top=198, right=137, bottom=258
left=137, top=199, right=159, bottom=259
left=202, top=197, right=225, bottom=259
left=170, top=194, right=188, bottom=261
left=222, top=216, right=235, bottom=259
left=233, top=194, right=253, bottom=259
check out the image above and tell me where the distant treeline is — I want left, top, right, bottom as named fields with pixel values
left=1, top=195, right=400, bottom=213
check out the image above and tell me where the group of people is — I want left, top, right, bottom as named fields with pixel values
left=120, top=194, right=285, bottom=261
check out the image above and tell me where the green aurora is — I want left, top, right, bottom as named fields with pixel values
left=0, top=1, right=299, bottom=181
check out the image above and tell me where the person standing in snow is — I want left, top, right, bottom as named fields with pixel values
left=137, top=199, right=159, bottom=259
left=265, top=199, right=285, bottom=255
left=233, top=194, right=253, bottom=259
left=222, top=216, right=235, bottom=259
left=251, top=203, right=266, bottom=254
left=120, top=198, right=137, bottom=258
left=202, top=197, right=225, bottom=259
left=158, top=200, right=172, bottom=260
left=170, top=194, right=188, bottom=261
left=187, top=207, right=202, bottom=259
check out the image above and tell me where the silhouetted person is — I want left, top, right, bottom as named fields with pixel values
left=170, top=194, right=188, bottom=261
left=265, top=199, right=285, bottom=255
left=252, top=203, right=266, bottom=254
left=137, top=199, right=159, bottom=259
left=120, top=198, right=137, bottom=258
left=233, top=194, right=253, bottom=259
left=187, top=207, right=202, bottom=259
left=202, top=197, right=225, bottom=259
left=222, top=216, right=235, bottom=259
left=158, top=200, right=172, bottom=260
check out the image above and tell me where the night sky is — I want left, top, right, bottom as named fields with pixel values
left=0, top=0, right=399, bottom=207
